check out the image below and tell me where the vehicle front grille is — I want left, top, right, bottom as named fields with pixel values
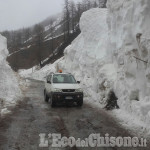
left=62, top=89, right=75, bottom=92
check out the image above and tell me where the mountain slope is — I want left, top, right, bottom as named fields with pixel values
left=3, top=0, right=107, bottom=71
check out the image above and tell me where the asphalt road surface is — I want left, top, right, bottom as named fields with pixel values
left=0, top=79, right=149, bottom=150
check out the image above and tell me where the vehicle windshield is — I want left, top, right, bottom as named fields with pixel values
left=53, top=74, right=77, bottom=84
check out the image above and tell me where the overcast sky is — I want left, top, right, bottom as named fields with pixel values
left=0, top=0, right=82, bottom=32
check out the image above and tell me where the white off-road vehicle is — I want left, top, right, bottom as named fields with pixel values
left=44, top=72, right=83, bottom=107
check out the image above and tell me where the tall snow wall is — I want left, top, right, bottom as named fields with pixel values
left=58, top=8, right=116, bottom=105
left=0, top=34, right=21, bottom=114
left=107, top=0, right=150, bottom=124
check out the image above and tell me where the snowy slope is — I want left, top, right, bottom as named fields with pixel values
left=20, top=0, right=150, bottom=134
left=0, top=34, right=22, bottom=115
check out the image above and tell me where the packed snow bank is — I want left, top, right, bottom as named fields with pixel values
left=0, top=34, right=22, bottom=116
left=107, top=0, right=150, bottom=126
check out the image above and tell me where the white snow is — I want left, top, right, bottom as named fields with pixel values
left=0, top=34, right=22, bottom=116
left=44, top=15, right=62, bottom=32
left=44, top=33, right=64, bottom=42
left=19, top=0, right=150, bottom=137
left=107, top=0, right=150, bottom=127
left=19, top=58, right=62, bottom=81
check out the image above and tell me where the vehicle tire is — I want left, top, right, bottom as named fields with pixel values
left=44, top=89, right=49, bottom=102
left=77, top=99, right=83, bottom=107
left=50, top=96, right=56, bottom=107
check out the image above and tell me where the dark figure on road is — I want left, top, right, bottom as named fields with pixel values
left=105, top=90, right=119, bottom=110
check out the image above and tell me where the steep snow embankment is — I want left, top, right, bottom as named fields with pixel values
left=57, top=8, right=116, bottom=105
left=107, top=0, right=150, bottom=127
left=0, top=34, right=22, bottom=116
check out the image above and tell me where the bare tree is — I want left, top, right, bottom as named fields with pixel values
left=64, top=0, right=71, bottom=37
left=93, top=1, right=98, bottom=8
left=70, top=0, right=76, bottom=33
left=24, top=28, right=31, bottom=42
left=16, top=31, right=22, bottom=47
left=49, top=19, right=55, bottom=56
left=62, top=14, right=67, bottom=41
left=103, top=0, right=107, bottom=8
left=87, top=0, right=92, bottom=9
left=76, top=2, right=81, bottom=23
left=34, top=24, right=44, bottom=67
left=98, top=0, right=107, bottom=8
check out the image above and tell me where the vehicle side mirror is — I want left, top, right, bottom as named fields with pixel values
left=47, top=81, right=51, bottom=84
left=77, top=81, right=80, bottom=84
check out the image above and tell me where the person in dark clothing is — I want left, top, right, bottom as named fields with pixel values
left=104, top=90, right=119, bottom=110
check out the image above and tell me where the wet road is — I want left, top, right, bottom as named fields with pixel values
left=0, top=79, right=148, bottom=150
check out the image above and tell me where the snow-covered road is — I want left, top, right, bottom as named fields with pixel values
left=0, top=79, right=149, bottom=150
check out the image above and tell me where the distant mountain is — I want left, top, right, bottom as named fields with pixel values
left=1, top=0, right=106, bottom=71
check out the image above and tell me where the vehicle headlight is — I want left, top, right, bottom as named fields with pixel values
left=53, top=88, right=62, bottom=92
left=75, top=88, right=83, bottom=92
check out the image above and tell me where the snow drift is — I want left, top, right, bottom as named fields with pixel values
left=0, top=34, right=22, bottom=115
left=20, top=0, right=150, bottom=129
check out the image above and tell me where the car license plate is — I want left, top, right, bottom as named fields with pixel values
left=65, top=96, right=73, bottom=100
